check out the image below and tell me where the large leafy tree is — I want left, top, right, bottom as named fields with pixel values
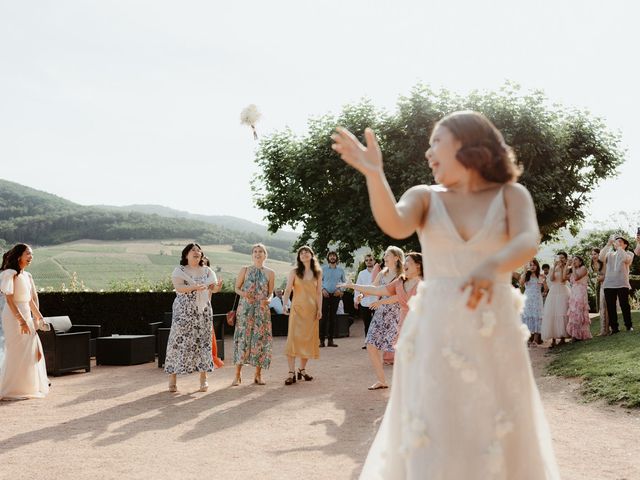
left=253, top=84, right=625, bottom=265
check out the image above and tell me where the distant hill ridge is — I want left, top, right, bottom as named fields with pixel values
left=95, top=204, right=297, bottom=240
left=0, top=179, right=295, bottom=259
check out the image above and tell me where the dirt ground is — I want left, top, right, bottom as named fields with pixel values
left=1, top=321, right=639, bottom=480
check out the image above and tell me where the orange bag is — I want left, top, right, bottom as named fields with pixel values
left=212, top=327, right=224, bottom=368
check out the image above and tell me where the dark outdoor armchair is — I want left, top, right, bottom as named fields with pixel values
left=38, top=316, right=93, bottom=376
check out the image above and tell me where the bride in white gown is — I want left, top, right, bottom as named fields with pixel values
left=332, top=111, right=560, bottom=479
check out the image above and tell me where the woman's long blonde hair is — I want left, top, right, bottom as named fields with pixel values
left=383, top=246, right=405, bottom=278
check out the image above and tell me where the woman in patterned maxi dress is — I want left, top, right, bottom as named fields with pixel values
left=566, top=256, right=592, bottom=340
left=519, top=258, right=545, bottom=346
left=230, top=244, right=275, bottom=386
left=165, top=243, right=222, bottom=393
left=340, top=251, right=422, bottom=349
left=362, top=246, right=403, bottom=390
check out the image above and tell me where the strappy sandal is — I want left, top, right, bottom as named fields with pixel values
left=284, top=371, right=296, bottom=385
left=297, top=368, right=313, bottom=381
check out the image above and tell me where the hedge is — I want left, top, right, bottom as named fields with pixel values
left=38, top=291, right=357, bottom=337
left=38, top=291, right=238, bottom=336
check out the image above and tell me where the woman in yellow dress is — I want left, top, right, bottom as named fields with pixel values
left=282, top=246, right=323, bottom=385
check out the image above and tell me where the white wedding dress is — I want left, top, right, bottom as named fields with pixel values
left=360, top=187, right=560, bottom=479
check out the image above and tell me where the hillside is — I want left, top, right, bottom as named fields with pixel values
left=29, top=240, right=294, bottom=290
left=0, top=179, right=295, bottom=260
left=95, top=204, right=298, bottom=241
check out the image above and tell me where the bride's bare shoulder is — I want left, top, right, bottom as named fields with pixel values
left=398, top=184, right=436, bottom=230
left=403, top=184, right=437, bottom=198
left=503, top=182, right=534, bottom=206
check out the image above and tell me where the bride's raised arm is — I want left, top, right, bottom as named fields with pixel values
left=331, top=127, right=428, bottom=239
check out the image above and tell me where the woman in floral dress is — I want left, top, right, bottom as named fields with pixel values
left=361, top=246, right=403, bottom=390
left=519, top=258, right=545, bottom=346
left=341, top=251, right=422, bottom=344
left=566, top=256, right=592, bottom=340
left=230, top=244, right=274, bottom=386
left=165, top=243, right=222, bottom=393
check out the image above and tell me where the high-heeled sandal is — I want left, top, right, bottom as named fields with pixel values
left=168, top=382, right=178, bottom=393
left=297, top=368, right=313, bottom=381
left=284, top=371, right=296, bottom=385
left=231, top=375, right=242, bottom=387
left=254, top=374, right=266, bottom=385
left=199, top=381, right=209, bottom=392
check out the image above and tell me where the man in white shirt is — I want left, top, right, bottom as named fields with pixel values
left=599, top=236, right=635, bottom=333
left=354, top=254, right=378, bottom=349
left=269, top=289, right=284, bottom=315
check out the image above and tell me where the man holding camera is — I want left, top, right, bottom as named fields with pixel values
left=599, top=235, right=635, bottom=333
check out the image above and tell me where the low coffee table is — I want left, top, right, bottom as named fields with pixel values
left=96, top=335, right=155, bottom=366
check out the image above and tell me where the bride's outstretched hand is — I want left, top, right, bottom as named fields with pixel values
left=331, top=127, right=383, bottom=176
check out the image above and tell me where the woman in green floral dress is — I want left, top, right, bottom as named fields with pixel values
left=230, top=243, right=275, bottom=386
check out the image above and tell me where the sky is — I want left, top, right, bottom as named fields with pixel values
left=1, top=1, right=638, bottom=233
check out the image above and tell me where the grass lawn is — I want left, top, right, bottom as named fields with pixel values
left=546, top=311, right=640, bottom=408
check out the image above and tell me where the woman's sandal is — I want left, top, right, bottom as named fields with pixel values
left=231, top=375, right=242, bottom=387
left=254, top=374, right=266, bottom=385
left=284, top=371, right=297, bottom=385
left=168, top=382, right=178, bottom=393
left=297, top=368, right=313, bottom=381
left=199, top=381, right=209, bottom=392
left=368, top=381, right=389, bottom=390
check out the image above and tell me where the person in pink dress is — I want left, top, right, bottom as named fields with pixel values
left=566, top=255, right=592, bottom=340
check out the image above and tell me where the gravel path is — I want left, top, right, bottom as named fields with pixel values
left=0, top=321, right=638, bottom=479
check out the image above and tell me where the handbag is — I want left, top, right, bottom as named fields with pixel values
left=226, top=294, right=240, bottom=326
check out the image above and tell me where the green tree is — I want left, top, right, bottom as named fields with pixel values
left=253, top=84, right=625, bottom=265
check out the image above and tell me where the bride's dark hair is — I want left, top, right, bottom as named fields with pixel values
left=435, top=111, right=521, bottom=183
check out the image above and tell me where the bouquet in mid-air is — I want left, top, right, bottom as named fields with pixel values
left=240, top=104, right=261, bottom=140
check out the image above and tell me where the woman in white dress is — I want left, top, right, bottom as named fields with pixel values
left=332, top=111, right=559, bottom=479
left=0, top=244, right=49, bottom=400
left=541, top=252, right=571, bottom=347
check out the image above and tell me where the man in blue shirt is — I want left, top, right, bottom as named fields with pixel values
left=321, top=251, right=345, bottom=347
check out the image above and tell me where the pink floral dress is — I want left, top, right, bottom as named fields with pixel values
left=566, top=271, right=592, bottom=340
